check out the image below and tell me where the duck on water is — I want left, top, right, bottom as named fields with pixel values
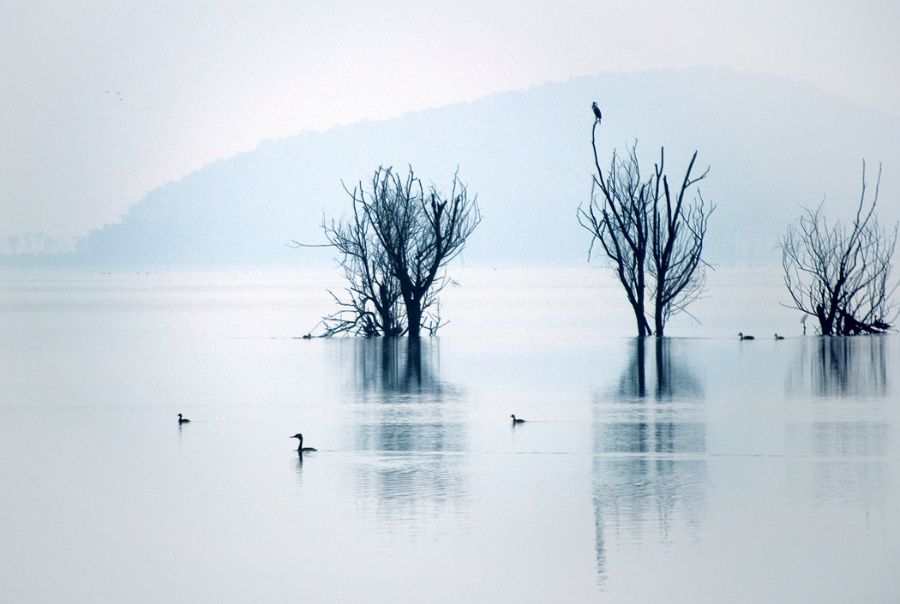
left=291, top=433, right=317, bottom=453
left=738, top=332, right=755, bottom=341
left=178, top=413, right=190, bottom=424
left=510, top=414, right=526, bottom=424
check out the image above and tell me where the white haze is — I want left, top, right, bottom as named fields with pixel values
left=2, top=1, right=900, bottom=243
left=65, top=68, right=900, bottom=269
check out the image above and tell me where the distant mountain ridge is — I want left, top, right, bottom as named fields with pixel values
left=31, top=67, right=900, bottom=268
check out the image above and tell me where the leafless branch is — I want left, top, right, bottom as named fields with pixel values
left=780, top=162, right=897, bottom=335
left=578, top=112, right=713, bottom=336
left=310, top=166, right=479, bottom=337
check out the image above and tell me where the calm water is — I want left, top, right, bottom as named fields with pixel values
left=1, top=268, right=898, bottom=602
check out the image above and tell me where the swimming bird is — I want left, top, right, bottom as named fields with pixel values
left=774, top=333, right=785, bottom=340
left=178, top=413, right=190, bottom=424
left=738, top=332, right=755, bottom=341
left=291, top=433, right=317, bottom=453
left=592, top=101, right=602, bottom=123
left=510, top=414, right=526, bottom=424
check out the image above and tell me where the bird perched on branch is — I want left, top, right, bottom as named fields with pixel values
left=592, top=101, right=602, bottom=123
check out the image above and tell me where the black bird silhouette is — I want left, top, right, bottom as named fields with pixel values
left=738, top=332, right=755, bottom=341
left=510, top=414, right=526, bottom=424
left=592, top=101, right=602, bottom=123
left=774, top=333, right=785, bottom=340
left=178, top=413, right=190, bottom=424
left=291, top=433, right=317, bottom=453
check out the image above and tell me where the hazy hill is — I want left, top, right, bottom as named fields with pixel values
left=67, top=67, right=900, bottom=268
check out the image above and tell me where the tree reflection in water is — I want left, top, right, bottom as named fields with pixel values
left=786, top=336, right=888, bottom=399
left=349, top=338, right=467, bottom=540
left=784, top=336, right=889, bottom=512
left=593, top=337, right=706, bottom=585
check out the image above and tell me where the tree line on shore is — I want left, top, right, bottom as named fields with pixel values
left=300, top=103, right=897, bottom=338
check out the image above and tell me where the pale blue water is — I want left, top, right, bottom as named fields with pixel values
left=1, top=268, right=898, bottom=602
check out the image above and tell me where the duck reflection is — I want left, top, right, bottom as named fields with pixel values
left=593, top=338, right=707, bottom=584
left=349, top=338, right=467, bottom=539
left=293, top=451, right=304, bottom=480
left=786, top=336, right=888, bottom=398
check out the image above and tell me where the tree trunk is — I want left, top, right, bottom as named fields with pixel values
left=816, top=303, right=835, bottom=336
left=654, top=293, right=665, bottom=337
left=624, top=279, right=647, bottom=336
left=633, top=300, right=651, bottom=337
left=406, top=298, right=423, bottom=338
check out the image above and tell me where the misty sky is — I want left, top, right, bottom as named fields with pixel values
left=3, top=0, right=899, bottom=241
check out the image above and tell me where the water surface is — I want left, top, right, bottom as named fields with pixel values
left=1, top=269, right=897, bottom=602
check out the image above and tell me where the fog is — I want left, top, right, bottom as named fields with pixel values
left=3, top=1, right=900, bottom=245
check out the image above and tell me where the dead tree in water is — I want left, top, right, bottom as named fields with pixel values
left=578, top=140, right=653, bottom=336
left=310, top=166, right=479, bottom=337
left=781, top=162, right=897, bottom=335
left=319, top=187, right=405, bottom=336
left=579, top=110, right=713, bottom=336
left=648, top=149, right=713, bottom=336
left=365, top=166, right=481, bottom=337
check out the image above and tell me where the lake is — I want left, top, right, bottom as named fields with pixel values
left=1, top=267, right=898, bottom=602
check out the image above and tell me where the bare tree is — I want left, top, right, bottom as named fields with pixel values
left=365, top=166, right=481, bottom=338
left=319, top=181, right=405, bottom=337
left=578, top=141, right=653, bottom=335
left=306, top=166, right=479, bottom=338
left=781, top=162, right=897, bottom=335
left=648, top=149, right=713, bottom=335
left=579, top=109, right=713, bottom=336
